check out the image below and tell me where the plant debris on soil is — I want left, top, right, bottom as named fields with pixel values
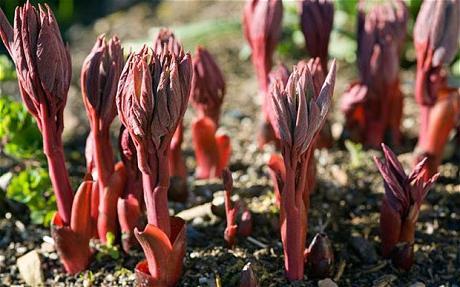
left=1, top=1, right=460, bottom=287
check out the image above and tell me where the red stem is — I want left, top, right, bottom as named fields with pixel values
left=281, top=154, right=307, bottom=281
left=43, top=120, right=74, bottom=226
left=142, top=149, right=171, bottom=238
left=93, top=128, right=114, bottom=191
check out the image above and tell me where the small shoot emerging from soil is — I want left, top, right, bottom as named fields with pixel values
left=298, top=0, right=334, bottom=73
left=413, top=0, right=460, bottom=177
left=243, top=0, right=283, bottom=147
left=268, top=59, right=336, bottom=280
left=153, top=29, right=189, bottom=203
left=81, top=34, right=125, bottom=243
left=341, top=0, right=408, bottom=148
left=374, top=144, right=439, bottom=271
left=116, top=37, right=192, bottom=286
left=0, top=2, right=95, bottom=274
left=191, top=46, right=231, bottom=180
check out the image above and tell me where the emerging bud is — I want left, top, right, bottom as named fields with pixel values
left=413, top=0, right=460, bottom=177
left=306, top=233, right=334, bottom=278
left=0, top=2, right=73, bottom=225
left=270, top=60, right=336, bottom=155
left=414, top=0, right=460, bottom=106
left=238, top=208, right=253, bottom=237
left=117, top=40, right=192, bottom=286
left=190, top=46, right=226, bottom=125
left=243, top=0, right=283, bottom=93
left=243, top=0, right=283, bottom=147
left=153, top=29, right=189, bottom=203
left=268, top=60, right=336, bottom=281
left=81, top=35, right=124, bottom=243
left=239, top=262, right=260, bottom=287
left=153, top=28, right=183, bottom=57
left=0, top=3, right=71, bottom=124
left=81, top=35, right=124, bottom=133
left=298, top=0, right=334, bottom=72
left=342, top=1, right=407, bottom=148
left=374, top=144, right=438, bottom=270
left=301, top=57, right=333, bottom=149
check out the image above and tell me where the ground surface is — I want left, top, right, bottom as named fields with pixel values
left=1, top=1, right=460, bottom=287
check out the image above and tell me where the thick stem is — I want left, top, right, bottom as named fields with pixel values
left=281, top=164, right=307, bottom=281
left=93, top=129, right=114, bottom=190
left=142, top=175, right=170, bottom=238
left=43, top=124, right=73, bottom=226
left=142, top=149, right=171, bottom=238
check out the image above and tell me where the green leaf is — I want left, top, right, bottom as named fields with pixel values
left=6, top=167, right=56, bottom=227
left=0, top=95, right=42, bottom=159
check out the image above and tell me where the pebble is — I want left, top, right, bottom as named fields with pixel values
left=318, top=278, right=338, bottom=287
left=17, top=246, right=27, bottom=255
left=409, top=283, right=426, bottom=287
left=16, top=250, right=44, bottom=287
left=176, top=203, right=212, bottom=221
left=40, top=242, right=55, bottom=253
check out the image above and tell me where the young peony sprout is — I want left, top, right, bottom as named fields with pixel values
left=375, top=144, right=438, bottom=270
left=298, top=0, right=334, bottom=73
left=0, top=3, right=96, bottom=274
left=153, top=28, right=189, bottom=202
left=243, top=0, right=283, bottom=147
left=342, top=0, right=407, bottom=148
left=268, top=60, right=336, bottom=280
left=116, top=44, right=192, bottom=286
left=191, top=46, right=226, bottom=126
left=0, top=2, right=73, bottom=224
left=81, top=34, right=125, bottom=243
left=190, top=46, right=230, bottom=179
left=413, top=0, right=460, bottom=177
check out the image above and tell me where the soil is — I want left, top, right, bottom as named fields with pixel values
left=1, top=1, right=460, bottom=287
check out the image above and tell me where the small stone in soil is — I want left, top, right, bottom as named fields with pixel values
left=17, top=250, right=44, bottom=287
